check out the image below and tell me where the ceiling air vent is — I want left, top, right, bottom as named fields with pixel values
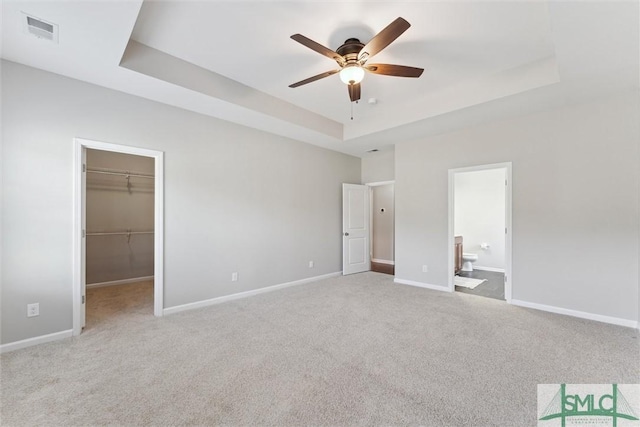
left=23, top=13, right=58, bottom=43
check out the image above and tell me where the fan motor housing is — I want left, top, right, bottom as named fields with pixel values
left=337, top=38, right=365, bottom=61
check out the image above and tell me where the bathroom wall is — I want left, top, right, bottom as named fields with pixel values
left=454, top=168, right=506, bottom=271
left=86, top=149, right=155, bottom=284
left=372, top=184, right=394, bottom=263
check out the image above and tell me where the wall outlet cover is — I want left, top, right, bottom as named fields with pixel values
left=27, top=303, right=40, bottom=317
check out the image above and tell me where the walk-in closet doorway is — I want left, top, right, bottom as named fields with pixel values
left=73, top=138, right=164, bottom=336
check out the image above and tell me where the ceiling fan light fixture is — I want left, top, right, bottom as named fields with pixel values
left=339, top=65, right=365, bottom=85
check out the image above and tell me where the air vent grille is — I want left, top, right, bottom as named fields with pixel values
left=23, top=13, right=58, bottom=43
left=27, top=16, right=53, bottom=33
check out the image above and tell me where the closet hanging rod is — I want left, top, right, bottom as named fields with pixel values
left=86, top=231, right=154, bottom=236
left=86, top=168, right=154, bottom=179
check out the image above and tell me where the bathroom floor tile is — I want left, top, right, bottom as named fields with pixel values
left=455, top=270, right=505, bottom=300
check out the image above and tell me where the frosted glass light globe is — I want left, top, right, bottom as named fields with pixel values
left=339, top=65, right=365, bottom=85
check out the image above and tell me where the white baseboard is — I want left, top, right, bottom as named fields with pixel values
left=394, top=278, right=453, bottom=293
left=510, top=299, right=637, bottom=329
left=473, top=266, right=505, bottom=273
left=371, top=258, right=395, bottom=265
left=87, top=276, right=154, bottom=289
left=164, top=272, right=342, bottom=316
left=0, top=329, right=73, bottom=354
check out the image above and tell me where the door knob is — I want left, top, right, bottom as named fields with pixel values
left=344, top=232, right=349, bottom=236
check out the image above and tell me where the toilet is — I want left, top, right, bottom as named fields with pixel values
left=461, top=253, right=478, bottom=272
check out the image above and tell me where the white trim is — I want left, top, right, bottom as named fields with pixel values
left=511, top=299, right=637, bottom=329
left=73, top=140, right=84, bottom=333
left=473, top=266, right=506, bottom=273
left=163, top=272, right=342, bottom=316
left=504, top=164, right=513, bottom=303
left=394, top=278, right=453, bottom=293
left=0, top=330, right=73, bottom=354
left=365, top=180, right=395, bottom=187
left=73, top=138, right=164, bottom=338
left=448, top=162, right=512, bottom=303
left=371, top=258, right=395, bottom=265
left=87, top=276, right=154, bottom=289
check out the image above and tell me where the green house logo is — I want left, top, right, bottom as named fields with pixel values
left=538, top=384, right=639, bottom=427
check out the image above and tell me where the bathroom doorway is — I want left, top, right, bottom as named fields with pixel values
left=448, top=163, right=512, bottom=302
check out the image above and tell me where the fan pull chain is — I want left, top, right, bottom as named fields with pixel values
left=350, top=100, right=359, bottom=121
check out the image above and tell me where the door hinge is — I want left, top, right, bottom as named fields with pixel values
left=82, top=163, right=86, bottom=173
left=82, top=295, right=85, bottom=304
left=505, top=227, right=507, bottom=234
left=82, top=229, right=86, bottom=238
left=504, top=275, right=507, bottom=283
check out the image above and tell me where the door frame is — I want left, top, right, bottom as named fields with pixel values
left=73, top=138, right=164, bottom=336
left=447, top=162, right=512, bottom=302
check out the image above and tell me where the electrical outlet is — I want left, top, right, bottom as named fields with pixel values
left=308, top=261, right=314, bottom=268
left=422, top=265, right=428, bottom=273
left=27, top=303, right=39, bottom=317
left=231, top=272, right=238, bottom=282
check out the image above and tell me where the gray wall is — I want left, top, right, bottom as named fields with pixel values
left=1, top=61, right=360, bottom=344
left=86, top=150, right=155, bottom=284
left=395, top=91, right=639, bottom=323
left=362, top=150, right=394, bottom=184
left=372, top=184, right=394, bottom=263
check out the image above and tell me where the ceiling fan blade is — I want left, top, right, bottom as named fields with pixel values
left=348, top=83, right=361, bottom=102
left=291, top=34, right=345, bottom=66
left=289, top=69, right=340, bottom=88
left=358, top=17, right=411, bottom=63
left=364, top=64, right=424, bottom=78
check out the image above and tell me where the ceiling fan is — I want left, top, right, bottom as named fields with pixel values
left=289, top=17, right=424, bottom=103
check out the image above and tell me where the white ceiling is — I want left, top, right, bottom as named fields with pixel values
left=1, top=1, right=638, bottom=157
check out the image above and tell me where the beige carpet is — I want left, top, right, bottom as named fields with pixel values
left=85, top=280, right=154, bottom=330
left=1, top=272, right=638, bottom=426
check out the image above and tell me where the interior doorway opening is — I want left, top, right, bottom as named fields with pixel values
left=73, top=138, right=164, bottom=336
left=84, top=149, right=155, bottom=329
left=448, top=163, right=512, bottom=302
left=369, top=181, right=395, bottom=276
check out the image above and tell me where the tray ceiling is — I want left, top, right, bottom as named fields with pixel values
left=2, top=1, right=638, bottom=156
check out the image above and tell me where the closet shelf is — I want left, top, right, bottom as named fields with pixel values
left=86, top=229, right=153, bottom=243
left=87, top=167, right=154, bottom=179
left=86, top=231, right=154, bottom=236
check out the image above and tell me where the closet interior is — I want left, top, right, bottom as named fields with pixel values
left=85, top=149, right=155, bottom=326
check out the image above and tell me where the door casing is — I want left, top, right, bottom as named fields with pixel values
left=73, top=138, right=164, bottom=336
left=447, top=162, right=512, bottom=302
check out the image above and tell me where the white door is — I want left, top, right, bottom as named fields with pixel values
left=81, top=148, right=87, bottom=328
left=342, top=184, right=370, bottom=275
